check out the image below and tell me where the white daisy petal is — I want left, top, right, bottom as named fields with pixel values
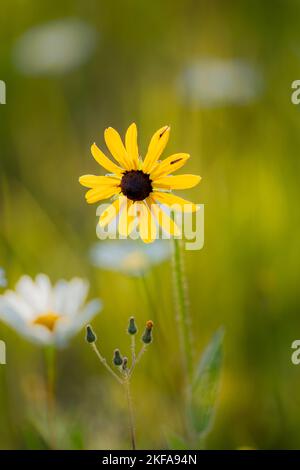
left=90, top=240, right=171, bottom=277
left=53, top=299, right=101, bottom=347
left=16, top=275, right=49, bottom=314
left=35, top=274, right=52, bottom=310
left=60, top=278, right=89, bottom=316
left=0, top=296, right=30, bottom=330
left=52, top=279, right=69, bottom=313
left=0, top=291, right=36, bottom=321
left=18, top=323, right=54, bottom=346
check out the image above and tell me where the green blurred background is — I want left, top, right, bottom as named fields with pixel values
left=1, top=0, right=300, bottom=449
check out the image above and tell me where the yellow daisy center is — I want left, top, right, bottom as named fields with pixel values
left=33, top=312, right=61, bottom=331
left=122, top=251, right=148, bottom=272
left=121, top=170, right=152, bottom=201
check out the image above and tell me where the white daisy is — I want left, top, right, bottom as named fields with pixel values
left=177, top=58, right=263, bottom=107
left=0, top=274, right=101, bottom=347
left=0, top=268, right=6, bottom=288
left=13, top=19, right=97, bottom=76
left=90, top=239, right=171, bottom=277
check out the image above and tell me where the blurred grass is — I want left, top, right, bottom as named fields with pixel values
left=1, top=0, right=300, bottom=449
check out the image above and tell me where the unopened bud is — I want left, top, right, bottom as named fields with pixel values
left=128, top=317, right=137, bottom=335
left=86, top=325, right=97, bottom=343
left=113, top=349, right=123, bottom=366
left=122, top=356, right=128, bottom=371
left=142, top=320, right=154, bottom=344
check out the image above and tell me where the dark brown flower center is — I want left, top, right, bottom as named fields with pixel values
left=121, top=170, right=152, bottom=201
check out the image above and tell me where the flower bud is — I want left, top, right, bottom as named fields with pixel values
left=128, top=316, right=137, bottom=335
left=122, top=356, right=128, bottom=371
left=86, top=325, right=97, bottom=343
left=142, top=320, right=154, bottom=344
left=113, top=349, right=123, bottom=366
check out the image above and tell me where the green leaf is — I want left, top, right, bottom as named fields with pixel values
left=188, top=327, right=224, bottom=437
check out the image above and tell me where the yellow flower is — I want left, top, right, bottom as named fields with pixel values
left=79, top=124, right=201, bottom=243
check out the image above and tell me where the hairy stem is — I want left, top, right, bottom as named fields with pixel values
left=91, top=343, right=123, bottom=385
left=124, top=375, right=136, bottom=450
left=172, top=237, right=194, bottom=383
left=131, top=335, right=136, bottom=365
left=129, top=344, right=147, bottom=377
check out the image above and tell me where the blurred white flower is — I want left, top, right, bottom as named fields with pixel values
left=177, top=58, right=263, bottom=107
left=13, top=18, right=97, bottom=76
left=0, top=274, right=101, bottom=347
left=90, top=240, right=171, bottom=277
left=0, top=268, right=6, bottom=288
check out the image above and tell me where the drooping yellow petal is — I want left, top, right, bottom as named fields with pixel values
left=142, top=126, right=170, bottom=173
left=137, top=201, right=156, bottom=243
left=79, top=174, right=121, bottom=188
left=153, top=174, right=201, bottom=190
left=150, top=153, right=190, bottom=179
left=85, top=187, right=120, bottom=204
left=91, top=143, right=123, bottom=175
left=118, top=199, right=136, bottom=236
left=104, top=127, right=132, bottom=170
left=125, top=123, right=139, bottom=170
left=152, top=191, right=199, bottom=212
left=99, top=197, right=124, bottom=227
left=148, top=196, right=180, bottom=236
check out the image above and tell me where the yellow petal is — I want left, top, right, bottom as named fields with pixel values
left=85, top=187, right=120, bottom=204
left=153, top=174, right=201, bottom=190
left=125, top=123, right=139, bottom=170
left=148, top=196, right=180, bottom=236
left=150, top=153, right=190, bottom=179
left=104, top=127, right=131, bottom=170
left=152, top=191, right=199, bottom=212
left=91, top=143, right=123, bottom=175
left=137, top=202, right=156, bottom=243
left=79, top=174, right=121, bottom=188
left=118, top=199, right=136, bottom=236
left=142, top=125, right=170, bottom=173
left=99, top=197, right=124, bottom=227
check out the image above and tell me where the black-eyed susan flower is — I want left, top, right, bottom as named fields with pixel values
left=0, top=274, right=101, bottom=346
left=79, top=124, right=201, bottom=243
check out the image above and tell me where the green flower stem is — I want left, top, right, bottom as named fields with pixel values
left=172, top=237, right=194, bottom=383
left=91, top=343, right=123, bottom=385
left=130, top=335, right=136, bottom=365
left=90, top=340, right=138, bottom=450
left=44, top=346, right=56, bottom=448
left=135, top=344, right=147, bottom=364
left=129, top=344, right=147, bottom=377
left=124, top=374, right=136, bottom=451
